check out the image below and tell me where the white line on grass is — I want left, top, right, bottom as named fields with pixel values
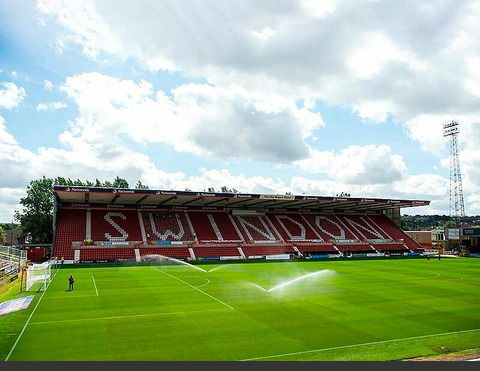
left=155, top=267, right=234, bottom=310
left=239, top=328, right=480, bottom=361
left=42, top=294, right=99, bottom=300
left=4, top=265, right=60, bottom=361
left=28, top=308, right=230, bottom=325
left=92, top=276, right=99, bottom=296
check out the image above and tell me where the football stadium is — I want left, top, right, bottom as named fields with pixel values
left=1, top=185, right=479, bottom=361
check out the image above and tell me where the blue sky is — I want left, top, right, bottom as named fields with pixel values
left=1, top=0, right=480, bottom=223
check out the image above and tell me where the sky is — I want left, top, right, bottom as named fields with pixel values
left=1, top=0, right=480, bottom=223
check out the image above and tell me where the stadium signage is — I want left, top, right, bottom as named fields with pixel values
left=234, top=194, right=253, bottom=198
left=66, top=187, right=90, bottom=192
left=447, top=228, right=460, bottom=240
left=462, top=228, right=480, bottom=236
left=220, top=256, right=241, bottom=260
left=196, top=193, right=216, bottom=197
left=361, top=199, right=374, bottom=202
left=260, top=194, right=295, bottom=200
left=113, top=189, right=135, bottom=193
left=156, top=191, right=177, bottom=195
left=308, top=254, right=329, bottom=259
left=388, top=200, right=401, bottom=203
left=334, top=198, right=347, bottom=201
left=107, top=204, right=125, bottom=207
left=101, top=241, right=129, bottom=246
left=265, top=254, right=291, bottom=260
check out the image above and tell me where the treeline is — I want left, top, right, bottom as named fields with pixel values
left=402, top=214, right=480, bottom=230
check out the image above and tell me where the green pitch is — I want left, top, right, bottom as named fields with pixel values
left=1, top=257, right=480, bottom=361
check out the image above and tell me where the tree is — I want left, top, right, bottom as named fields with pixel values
left=400, top=216, right=410, bottom=231
left=112, top=176, right=129, bottom=188
left=0, top=225, right=6, bottom=244
left=443, top=220, right=457, bottom=229
left=220, top=186, right=240, bottom=193
left=14, top=176, right=55, bottom=244
left=336, top=192, right=351, bottom=197
left=135, top=180, right=149, bottom=189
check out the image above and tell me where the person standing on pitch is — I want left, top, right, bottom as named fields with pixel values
left=68, top=274, right=75, bottom=291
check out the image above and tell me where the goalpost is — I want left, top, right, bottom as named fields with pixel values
left=25, top=260, right=55, bottom=292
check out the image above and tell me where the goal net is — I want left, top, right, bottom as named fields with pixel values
left=25, top=260, right=53, bottom=292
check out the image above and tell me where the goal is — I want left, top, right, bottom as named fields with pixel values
left=25, top=260, right=55, bottom=292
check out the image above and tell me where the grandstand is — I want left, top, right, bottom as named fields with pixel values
left=51, top=186, right=430, bottom=264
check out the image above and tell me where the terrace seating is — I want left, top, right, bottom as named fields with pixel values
left=141, top=211, right=194, bottom=242
left=139, top=247, right=191, bottom=259
left=302, top=213, right=359, bottom=241
left=53, top=208, right=87, bottom=260
left=334, top=242, right=375, bottom=252
left=241, top=244, right=296, bottom=258
left=192, top=246, right=242, bottom=259
left=367, top=214, right=422, bottom=251
left=233, top=215, right=280, bottom=242
left=187, top=211, right=222, bottom=242
left=370, top=242, right=409, bottom=252
left=266, top=212, right=324, bottom=242
left=80, top=248, right=136, bottom=261
left=90, top=209, right=143, bottom=243
left=294, top=243, right=338, bottom=254
left=52, top=206, right=422, bottom=263
left=337, top=214, right=387, bottom=240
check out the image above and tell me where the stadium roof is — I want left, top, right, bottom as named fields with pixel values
left=53, top=185, right=430, bottom=213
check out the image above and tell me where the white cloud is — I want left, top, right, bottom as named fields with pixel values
left=44, top=80, right=53, bottom=90
left=0, top=188, right=26, bottom=222
left=295, top=144, right=407, bottom=184
left=0, top=82, right=26, bottom=110
left=34, top=1, right=480, bottom=128
left=36, top=101, right=68, bottom=111
left=59, top=72, right=324, bottom=163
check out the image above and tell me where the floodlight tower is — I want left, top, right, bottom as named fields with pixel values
left=443, top=120, right=465, bottom=227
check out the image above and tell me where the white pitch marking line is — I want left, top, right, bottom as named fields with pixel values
left=239, top=328, right=480, bottom=361
left=92, top=276, right=99, bottom=296
left=155, top=268, right=234, bottom=310
left=28, top=308, right=230, bottom=325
